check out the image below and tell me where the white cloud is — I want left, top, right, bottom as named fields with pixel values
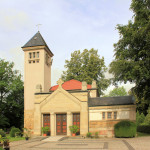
left=0, top=9, right=33, bottom=31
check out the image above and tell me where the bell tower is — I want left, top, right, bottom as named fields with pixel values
left=22, top=31, right=53, bottom=129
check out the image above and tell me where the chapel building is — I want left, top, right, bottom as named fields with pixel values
left=22, top=32, right=136, bottom=137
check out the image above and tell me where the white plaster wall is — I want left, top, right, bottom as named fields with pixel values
left=89, top=112, right=101, bottom=121
left=118, top=111, right=129, bottom=119
left=89, top=107, right=130, bottom=121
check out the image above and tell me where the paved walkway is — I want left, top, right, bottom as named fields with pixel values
left=42, top=136, right=66, bottom=142
left=10, top=136, right=150, bottom=150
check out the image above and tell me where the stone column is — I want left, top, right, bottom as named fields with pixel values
left=50, top=112, right=55, bottom=136
left=67, top=112, right=72, bottom=136
left=80, top=103, right=88, bottom=136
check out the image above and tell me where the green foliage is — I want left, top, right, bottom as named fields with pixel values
left=3, top=138, right=9, bottom=146
left=109, top=0, right=150, bottom=113
left=94, top=132, right=99, bottom=138
left=144, top=107, right=150, bottom=125
left=0, top=129, right=6, bottom=137
left=10, top=128, right=21, bottom=137
left=41, top=127, right=50, bottom=134
left=136, top=111, right=145, bottom=126
left=137, top=125, right=150, bottom=134
left=86, top=132, right=92, bottom=138
left=23, top=128, right=31, bottom=138
left=104, top=86, right=127, bottom=97
left=0, top=59, right=24, bottom=128
left=114, top=120, right=136, bottom=138
left=69, top=125, right=79, bottom=134
left=61, top=49, right=110, bottom=96
left=15, top=132, right=22, bottom=137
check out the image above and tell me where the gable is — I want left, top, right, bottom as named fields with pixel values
left=40, top=88, right=81, bottom=113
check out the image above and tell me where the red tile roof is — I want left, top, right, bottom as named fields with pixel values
left=50, top=79, right=92, bottom=91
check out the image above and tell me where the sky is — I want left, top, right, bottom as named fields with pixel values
left=0, top=0, right=135, bottom=94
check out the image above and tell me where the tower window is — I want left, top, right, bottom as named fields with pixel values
left=37, top=52, right=39, bottom=58
left=29, top=61, right=31, bottom=63
left=33, top=61, right=35, bottom=63
left=37, top=60, right=39, bottom=63
left=29, top=53, right=32, bottom=59
left=33, top=52, right=35, bottom=58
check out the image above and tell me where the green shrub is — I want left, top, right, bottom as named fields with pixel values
left=41, top=127, right=50, bottom=134
left=86, top=132, right=92, bottom=137
left=95, top=132, right=99, bottom=138
left=0, top=129, right=6, bottom=137
left=69, top=125, right=79, bottom=134
left=136, top=111, right=145, bottom=126
left=15, top=132, right=22, bottom=137
left=137, top=125, right=150, bottom=134
left=10, top=128, right=21, bottom=137
left=114, top=120, right=136, bottom=138
left=144, top=107, right=150, bottom=125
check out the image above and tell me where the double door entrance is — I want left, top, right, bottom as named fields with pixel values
left=43, top=113, right=80, bottom=135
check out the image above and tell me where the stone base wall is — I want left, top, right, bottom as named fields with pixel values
left=24, top=110, right=34, bottom=132
left=89, top=120, right=120, bottom=137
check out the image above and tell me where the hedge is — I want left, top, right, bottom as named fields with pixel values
left=114, top=120, right=136, bottom=138
left=137, top=125, right=150, bottom=134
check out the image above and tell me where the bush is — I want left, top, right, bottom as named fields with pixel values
left=10, top=128, right=21, bottom=137
left=0, top=129, right=6, bottom=137
left=144, top=107, right=150, bottom=125
left=69, top=125, right=79, bottom=134
left=41, top=127, right=50, bottom=134
left=86, top=132, right=92, bottom=138
left=137, top=125, right=150, bottom=134
left=114, top=120, right=136, bottom=138
left=95, top=132, right=99, bottom=138
left=136, top=111, right=145, bottom=126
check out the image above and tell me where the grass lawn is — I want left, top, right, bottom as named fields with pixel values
left=6, top=135, right=25, bottom=142
left=137, top=132, right=150, bottom=137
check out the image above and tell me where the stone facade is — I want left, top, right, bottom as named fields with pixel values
left=24, top=110, right=34, bottom=130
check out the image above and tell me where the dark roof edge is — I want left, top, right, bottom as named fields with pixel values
left=88, top=103, right=136, bottom=107
left=35, top=88, right=97, bottom=95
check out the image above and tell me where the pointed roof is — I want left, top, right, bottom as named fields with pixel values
left=50, top=79, right=92, bottom=91
left=22, top=31, right=54, bottom=55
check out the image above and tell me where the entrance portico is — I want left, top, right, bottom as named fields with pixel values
left=34, top=80, right=88, bottom=136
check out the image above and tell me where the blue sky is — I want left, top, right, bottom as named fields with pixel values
left=0, top=0, right=134, bottom=93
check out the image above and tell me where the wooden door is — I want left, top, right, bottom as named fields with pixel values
left=43, top=114, right=50, bottom=135
left=56, top=114, right=67, bottom=135
left=73, top=113, right=80, bottom=135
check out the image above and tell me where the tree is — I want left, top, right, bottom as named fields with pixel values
left=61, top=48, right=110, bottom=95
left=104, top=86, right=128, bottom=97
left=109, top=0, right=150, bottom=113
left=0, top=59, right=24, bottom=128
left=144, top=107, right=150, bottom=125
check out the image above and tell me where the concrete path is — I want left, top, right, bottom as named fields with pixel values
left=10, top=136, right=150, bottom=150
left=42, top=136, right=66, bottom=142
